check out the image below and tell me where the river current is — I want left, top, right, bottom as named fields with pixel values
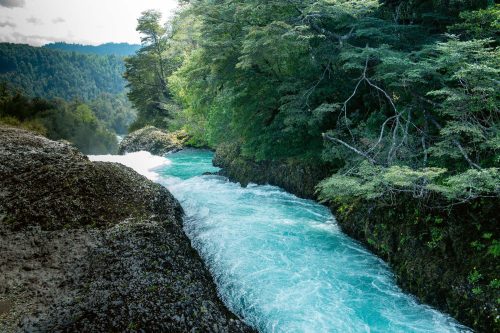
left=89, top=149, right=470, bottom=333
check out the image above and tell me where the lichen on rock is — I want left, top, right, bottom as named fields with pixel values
left=118, top=126, right=189, bottom=156
left=0, top=126, right=253, bottom=333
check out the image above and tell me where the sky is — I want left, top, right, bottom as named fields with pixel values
left=0, top=0, right=179, bottom=46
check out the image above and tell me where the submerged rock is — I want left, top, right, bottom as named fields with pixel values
left=0, top=126, right=253, bottom=332
left=119, top=126, right=189, bottom=156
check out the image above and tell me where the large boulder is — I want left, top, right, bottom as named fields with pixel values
left=0, top=126, right=252, bottom=333
left=119, top=126, right=189, bottom=156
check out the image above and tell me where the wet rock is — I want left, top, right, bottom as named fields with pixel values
left=119, top=126, right=189, bottom=156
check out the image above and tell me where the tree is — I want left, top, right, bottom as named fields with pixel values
left=124, top=10, right=182, bottom=130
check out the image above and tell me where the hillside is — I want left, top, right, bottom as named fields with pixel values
left=44, top=42, right=141, bottom=57
left=0, top=43, right=126, bottom=101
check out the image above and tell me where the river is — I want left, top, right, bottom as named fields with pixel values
left=89, top=149, right=470, bottom=333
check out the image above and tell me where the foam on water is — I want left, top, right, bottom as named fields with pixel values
left=88, top=151, right=170, bottom=181
left=89, top=149, right=470, bottom=333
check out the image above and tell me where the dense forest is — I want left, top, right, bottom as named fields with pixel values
left=128, top=1, right=498, bottom=202
left=0, top=42, right=138, bottom=152
left=124, top=1, right=499, bottom=329
left=0, top=43, right=127, bottom=100
left=0, top=85, right=117, bottom=154
left=44, top=42, right=141, bottom=57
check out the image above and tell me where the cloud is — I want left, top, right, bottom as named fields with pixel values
left=0, top=0, right=25, bottom=8
left=52, top=17, right=65, bottom=24
left=26, top=16, right=43, bottom=25
left=0, top=32, right=52, bottom=45
left=0, top=31, right=92, bottom=46
left=0, top=21, right=16, bottom=28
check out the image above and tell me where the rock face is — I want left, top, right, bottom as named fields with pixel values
left=119, top=126, right=189, bottom=156
left=0, top=126, right=253, bottom=332
left=213, top=143, right=333, bottom=199
left=334, top=197, right=499, bottom=333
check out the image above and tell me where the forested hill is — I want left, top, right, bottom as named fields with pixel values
left=0, top=43, right=126, bottom=101
left=44, top=42, right=141, bottom=57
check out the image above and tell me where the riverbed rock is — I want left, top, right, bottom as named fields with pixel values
left=118, top=126, right=189, bottom=156
left=0, top=125, right=253, bottom=332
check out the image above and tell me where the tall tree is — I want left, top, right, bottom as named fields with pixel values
left=124, top=10, right=181, bottom=130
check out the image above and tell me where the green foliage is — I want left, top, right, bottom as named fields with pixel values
left=0, top=115, right=46, bottom=135
left=0, top=43, right=127, bottom=101
left=318, top=163, right=499, bottom=203
left=0, top=86, right=117, bottom=154
left=427, top=227, right=445, bottom=249
left=488, top=240, right=500, bottom=258
left=468, top=269, right=483, bottom=284
left=381, top=0, right=490, bottom=31
left=151, top=1, right=498, bottom=205
left=88, top=93, right=137, bottom=134
left=449, top=5, right=500, bottom=42
left=124, top=10, right=183, bottom=131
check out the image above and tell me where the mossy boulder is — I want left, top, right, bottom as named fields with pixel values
left=119, top=126, right=189, bottom=156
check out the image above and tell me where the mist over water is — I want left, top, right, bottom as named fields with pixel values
left=90, top=150, right=470, bottom=333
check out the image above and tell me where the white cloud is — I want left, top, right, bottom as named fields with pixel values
left=0, top=32, right=57, bottom=45
left=0, top=0, right=25, bottom=8
left=0, top=0, right=179, bottom=46
left=52, top=17, right=65, bottom=24
left=26, top=16, right=43, bottom=25
left=0, top=21, right=16, bottom=28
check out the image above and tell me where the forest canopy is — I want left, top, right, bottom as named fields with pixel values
left=0, top=42, right=137, bottom=150
left=0, top=43, right=127, bottom=101
left=44, top=42, right=141, bottom=57
left=0, top=84, right=118, bottom=154
left=125, top=1, right=498, bottom=205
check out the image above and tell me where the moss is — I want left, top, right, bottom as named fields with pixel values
left=118, top=126, right=189, bottom=156
left=333, top=195, right=499, bottom=332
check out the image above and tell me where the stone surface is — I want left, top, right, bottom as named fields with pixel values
left=0, top=126, right=253, bottom=333
left=119, top=126, right=189, bottom=156
left=213, top=143, right=333, bottom=199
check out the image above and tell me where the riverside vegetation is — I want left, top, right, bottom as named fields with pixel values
left=122, top=1, right=499, bottom=331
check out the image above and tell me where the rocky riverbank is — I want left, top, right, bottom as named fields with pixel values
left=335, top=197, right=499, bottom=332
left=213, top=143, right=333, bottom=199
left=119, top=126, right=189, bottom=156
left=0, top=126, right=253, bottom=332
left=213, top=143, right=499, bottom=332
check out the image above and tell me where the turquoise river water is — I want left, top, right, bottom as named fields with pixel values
left=89, top=149, right=470, bottom=333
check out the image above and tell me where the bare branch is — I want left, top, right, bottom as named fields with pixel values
left=323, top=133, right=378, bottom=165
left=427, top=115, right=482, bottom=170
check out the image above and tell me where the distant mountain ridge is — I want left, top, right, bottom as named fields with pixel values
left=44, top=42, right=141, bottom=57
